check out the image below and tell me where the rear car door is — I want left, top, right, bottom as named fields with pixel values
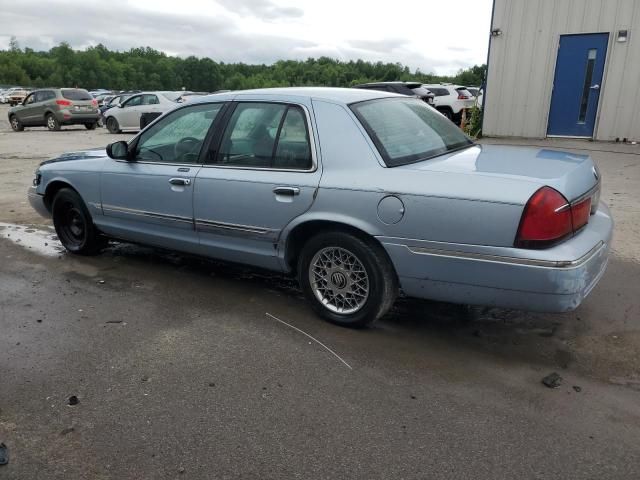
left=194, top=100, right=321, bottom=270
left=98, top=102, right=225, bottom=252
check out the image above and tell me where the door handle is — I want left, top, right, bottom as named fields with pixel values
left=273, top=186, right=300, bottom=196
left=590, top=84, right=600, bottom=90
left=169, top=177, right=191, bottom=186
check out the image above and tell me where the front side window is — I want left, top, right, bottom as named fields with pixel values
left=134, top=103, right=223, bottom=164
left=215, top=102, right=313, bottom=169
left=24, top=93, right=36, bottom=104
left=351, top=97, right=473, bottom=167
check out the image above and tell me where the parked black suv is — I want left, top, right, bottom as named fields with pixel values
left=353, top=82, right=435, bottom=106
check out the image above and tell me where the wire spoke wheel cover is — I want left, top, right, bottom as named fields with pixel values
left=309, top=246, right=370, bottom=315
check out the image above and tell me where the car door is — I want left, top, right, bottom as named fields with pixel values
left=19, top=92, right=38, bottom=124
left=98, top=102, right=226, bottom=252
left=117, top=94, right=144, bottom=129
left=194, top=100, right=321, bottom=270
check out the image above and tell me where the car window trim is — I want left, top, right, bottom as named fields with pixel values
left=122, top=101, right=229, bottom=167
left=202, top=100, right=318, bottom=173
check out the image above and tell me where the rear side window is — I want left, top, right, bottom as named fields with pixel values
left=215, top=102, right=313, bottom=170
left=428, top=88, right=450, bottom=96
left=61, top=89, right=93, bottom=101
left=351, top=97, right=473, bottom=167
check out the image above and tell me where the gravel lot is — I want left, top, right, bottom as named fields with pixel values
left=1, top=103, right=640, bottom=479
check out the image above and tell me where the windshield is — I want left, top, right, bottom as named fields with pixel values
left=350, top=97, right=473, bottom=167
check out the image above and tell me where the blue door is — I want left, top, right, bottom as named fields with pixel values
left=547, top=33, right=608, bottom=137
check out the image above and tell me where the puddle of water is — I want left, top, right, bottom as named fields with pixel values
left=0, top=222, right=65, bottom=257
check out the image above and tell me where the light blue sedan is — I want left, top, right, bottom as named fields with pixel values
left=28, top=88, right=612, bottom=327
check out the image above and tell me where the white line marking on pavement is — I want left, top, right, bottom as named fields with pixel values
left=265, top=312, right=353, bottom=370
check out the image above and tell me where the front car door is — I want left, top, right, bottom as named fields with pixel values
left=117, top=94, right=144, bottom=129
left=194, top=100, right=321, bottom=270
left=97, top=102, right=225, bottom=252
left=19, top=91, right=38, bottom=124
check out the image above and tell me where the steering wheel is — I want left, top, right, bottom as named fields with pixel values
left=174, top=137, right=202, bottom=161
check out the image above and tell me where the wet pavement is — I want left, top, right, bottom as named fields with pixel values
left=1, top=114, right=640, bottom=478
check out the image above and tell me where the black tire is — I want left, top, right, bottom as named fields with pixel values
left=46, top=113, right=61, bottom=131
left=298, top=231, right=398, bottom=328
left=84, top=122, right=97, bottom=130
left=106, top=117, right=121, bottom=134
left=52, top=188, right=107, bottom=255
left=9, top=115, right=24, bottom=132
left=437, top=108, right=453, bottom=120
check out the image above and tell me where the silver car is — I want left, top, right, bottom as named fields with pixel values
left=28, top=88, right=612, bottom=327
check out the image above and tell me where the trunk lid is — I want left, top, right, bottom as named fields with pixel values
left=404, top=144, right=600, bottom=203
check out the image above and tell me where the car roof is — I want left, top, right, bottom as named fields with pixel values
left=193, top=87, right=399, bottom=105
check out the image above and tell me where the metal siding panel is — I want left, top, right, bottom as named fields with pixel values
left=483, top=0, right=510, bottom=136
left=501, top=0, right=527, bottom=136
left=596, top=0, right=640, bottom=140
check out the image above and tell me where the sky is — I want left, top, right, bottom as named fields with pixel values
left=0, top=0, right=493, bottom=75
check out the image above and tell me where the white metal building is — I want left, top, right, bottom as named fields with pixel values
left=483, top=0, right=640, bottom=141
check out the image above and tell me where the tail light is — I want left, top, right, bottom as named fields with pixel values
left=515, top=186, right=593, bottom=249
left=91, top=99, right=98, bottom=107
left=457, top=94, right=469, bottom=99
left=56, top=99, right=72, bottom=107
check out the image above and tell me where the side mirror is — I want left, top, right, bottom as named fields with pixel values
left=106, top=141, right=130, bottom=160
left=117, top=103, right=124, bottom=108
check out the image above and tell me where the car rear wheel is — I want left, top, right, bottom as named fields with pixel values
left=46, top=113, right=61, bottom=131
left=9, top=115, right=24, bottom=132
left=106, top=117, right=121, bottom=134
left=52, top=188, right=107, bottom=255
left=84, top=122, right=97, bottom=130
left=298, top=232, right=398, bottom=328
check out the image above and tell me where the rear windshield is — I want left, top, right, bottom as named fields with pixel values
left=61, top=89, right=93, bottom=101
left=350, top=97, right=473, bottom=167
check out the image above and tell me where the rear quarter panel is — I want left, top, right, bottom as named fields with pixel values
left=300, top=99, right=531, bottom=247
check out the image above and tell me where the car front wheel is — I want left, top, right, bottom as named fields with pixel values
left=106, top=117, right=121, bottom=134
left=9, top=115, right=24, bottom=132
left=52, top=188, right=107, bottom=255
left=298, top=232, right=398, bottom=328
left=85, top=122, right=97, bottom=130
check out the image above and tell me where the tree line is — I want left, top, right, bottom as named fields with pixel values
left=0, top=39, right=486, bottom=92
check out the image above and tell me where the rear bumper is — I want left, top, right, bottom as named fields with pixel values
left=58, top=112, right=100, bottom=125
left=28, top=186, right=51, bottom=218
left=378, top=203, right=613, bottom=312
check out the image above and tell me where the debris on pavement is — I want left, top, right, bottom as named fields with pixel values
left=0, top=443, right=8, bottom=465
left=542, top=372, right=563, bottom=388
left=60, top=427, right=75, bottom=435
left=573, top=386, right=582, bottom=393
left=68, top=395, right=79, bottom=406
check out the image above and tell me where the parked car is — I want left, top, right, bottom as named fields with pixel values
left=27, top=88, right=612, bottom=328
left=8, top=88, right=99, bottom=131
left=423, top=84, right=476, bottom=123
left=7, top=88, right=30, bottom=107
left=0, top=87, right=23, bottom=104
left=103, top=91, right=181, bottom=133
left=353, top=82, right=435, bottom=106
